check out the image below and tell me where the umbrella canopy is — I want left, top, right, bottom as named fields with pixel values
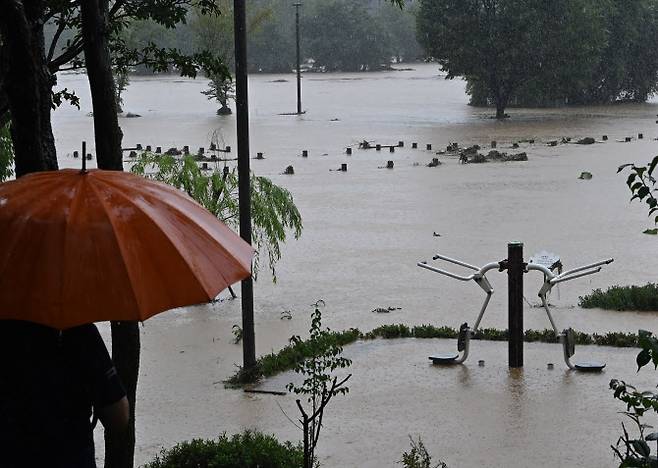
left=0, top=169, right=254, bottom=329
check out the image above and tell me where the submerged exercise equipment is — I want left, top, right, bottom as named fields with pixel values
left=418, top=242, right=613, bottom=372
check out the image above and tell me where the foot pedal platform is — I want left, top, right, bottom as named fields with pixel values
left=574, top=361, right=606, bottom=372
left=429, top=354, right=459, bottom=365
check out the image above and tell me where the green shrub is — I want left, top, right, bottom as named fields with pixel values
left=579, top=284, right=658, bottom=311
left=227, top=323, right=642, bottom=384
left=399, top=436, right=447, bottom=468
left=143, top=430, right=304, bottom=468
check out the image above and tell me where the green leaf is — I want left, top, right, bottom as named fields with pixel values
left=638, top=187, right=650, bottom=199
left=619, top=164, right=634, bottom=173
left=648, top=156, right=658, bottom=176
left=631, top=439, right=650, bottom=458
left=643, top=229, right=658, bottom=235
left=637, top=349, right=652, bottom=370
left=627, top=173, right=638, bottom=185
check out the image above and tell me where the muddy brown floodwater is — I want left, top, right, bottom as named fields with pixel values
left=51, top=64, right=657, bottom=466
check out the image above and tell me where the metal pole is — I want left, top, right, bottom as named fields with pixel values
left=233, top=0, right=256, bottom=371
left=508, top=242, right=524, bottom=368
left=294, top=2, right=302, bottom=114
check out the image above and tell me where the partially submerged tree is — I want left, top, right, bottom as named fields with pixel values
left=417, top=0, right=608, bottom=116
left=202, top=75, right=235, bottom=114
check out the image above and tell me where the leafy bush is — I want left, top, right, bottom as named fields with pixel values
left=399, top=436, right=447, bottom=468
left=579, top=284, right=658, bottom=311
left=143, top=430, right=304, bottom=468
left=610, top=331, right=658, bottom=467
left=618, top=155, right=658, bottom=231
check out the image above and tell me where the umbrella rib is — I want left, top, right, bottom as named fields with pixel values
left=87, top=180, right=145, bottom=319
left=97, top=174, right=246, bottom=298
left=92, top=176, right=218, bottom=304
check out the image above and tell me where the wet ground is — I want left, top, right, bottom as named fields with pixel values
left=51, top=64, right=658, bottom=466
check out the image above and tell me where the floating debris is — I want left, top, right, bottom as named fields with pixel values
left=371, top=307, right=402, bottom=313
left=576, top=137, right=595, bottom=145
left=578, top=171, right=593, bottom=180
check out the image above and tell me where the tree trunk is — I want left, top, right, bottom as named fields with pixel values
left=0, top=0, right=57, bottom=177
left=80, top=0, right=123, bottom=171
left=80, top=2, right=136, bottom=468
left=494, top=88, right=510, bottom=119
left=104, top=322, right=140, bottom=468
left=495, top=99, right=507, bottom=119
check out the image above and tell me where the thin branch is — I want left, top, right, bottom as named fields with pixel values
left=276, top=400, right=302, bottom=430
left=296, top=399, right=308, bottom=420
left=50, top=40, right=84, bottom=72
left=47, top=17, right=67, bottom=61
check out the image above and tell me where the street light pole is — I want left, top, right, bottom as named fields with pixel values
left=294, top=2, right=302, bottom=114
left=233, top=0, right=256, bottom=371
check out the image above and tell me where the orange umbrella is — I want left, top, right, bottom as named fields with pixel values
left=0, top=169, right=254, bottom=329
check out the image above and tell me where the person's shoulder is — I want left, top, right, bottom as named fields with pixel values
left=0, top=320, right=58, bottom=345
left=63, top=323, right=103, bottom=347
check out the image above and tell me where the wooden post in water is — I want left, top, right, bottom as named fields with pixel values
left=508, top=242, right=524, bottom=368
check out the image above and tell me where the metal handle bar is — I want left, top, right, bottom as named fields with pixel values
left=527, top=258, right=613, bottom=282
left=417, top=262, right=474, bottom=281
left=418, top=260, right=501, bottom=282
left=551, top=267, right=601, bottom=285
left=432, top=254, right=479, bottom=271
left=559, top=258, right=613, bottom=278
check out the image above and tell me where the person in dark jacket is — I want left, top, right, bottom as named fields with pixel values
left=0, top=320, right=129, bottom=468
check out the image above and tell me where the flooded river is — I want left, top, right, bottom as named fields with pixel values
left=53, top=64, right=657, bottom=466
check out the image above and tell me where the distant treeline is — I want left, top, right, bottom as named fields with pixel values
left=418, top=0, right=658, bottom=110
left=44, top=0, right=423, bottom=75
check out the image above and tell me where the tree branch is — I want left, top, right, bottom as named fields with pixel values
left=47, top=16, right=67, bottom=62
left=49, top=39, right=84, bottom=72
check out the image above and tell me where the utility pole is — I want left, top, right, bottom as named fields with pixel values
left=294, top=2, right=302, bottom=114
left=233, top=0, right=256, bottom=371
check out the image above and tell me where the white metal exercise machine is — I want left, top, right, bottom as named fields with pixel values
left=417, top=254, right=499, bottom=365
left=417, top=251, right=614, bottom=371
left=528, top=257, right=614, bottom=371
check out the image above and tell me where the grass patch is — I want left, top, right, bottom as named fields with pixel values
left=579, top=283, right=658, bottom=311
left=226, top=323, right=642, bottom=386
